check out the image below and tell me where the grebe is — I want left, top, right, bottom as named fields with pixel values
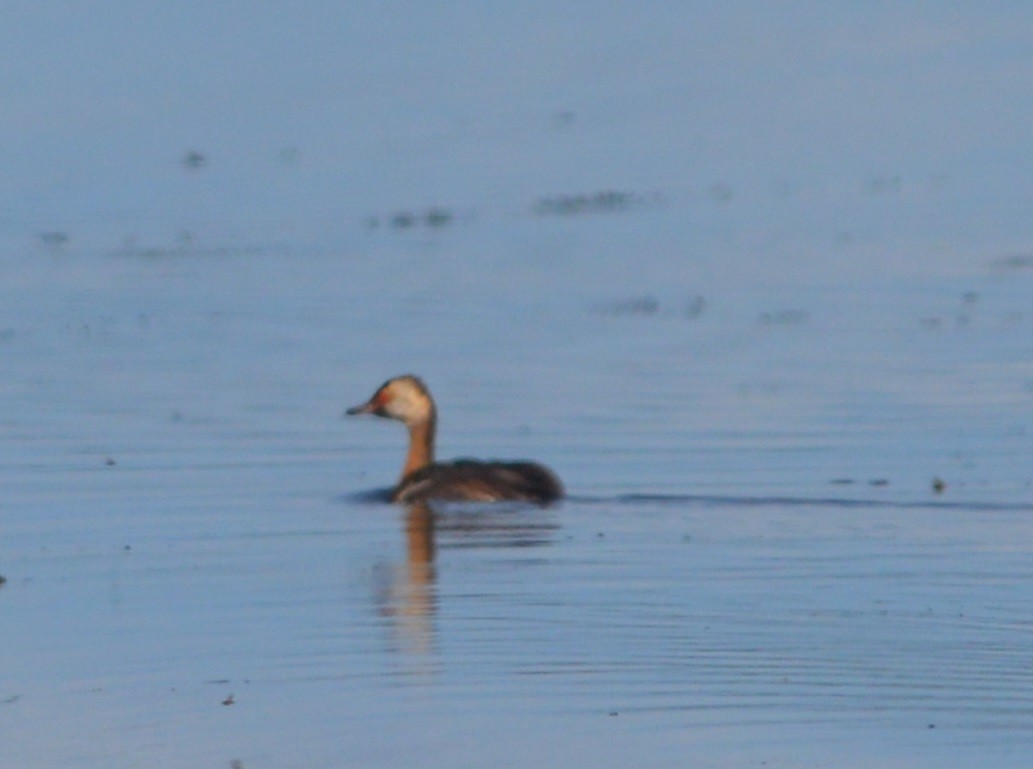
left=346, top=375, right=563, bottom=504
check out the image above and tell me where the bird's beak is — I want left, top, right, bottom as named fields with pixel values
left=345, top=391, right=387, bottom=417
left=344, top=401, right=374, bottom=417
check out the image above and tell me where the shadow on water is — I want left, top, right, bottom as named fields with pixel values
left=344, top=488, right=563, bottom=545
left=569, top=493, right=1033, bottom=513
left=430, top=501, right=561, bottom=549
left=352, top=487, right=1033, bottom=516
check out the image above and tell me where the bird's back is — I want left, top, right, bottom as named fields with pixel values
left=394, top=459, right=563, bottom=504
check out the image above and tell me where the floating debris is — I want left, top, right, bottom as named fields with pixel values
left=183, top=150, right=207, bottom=170
left=594, top=295, right=705, bottom=319
left=390, top=211, right=416, bottom=229
left=758, top=309, right=809, bottom=326
left=532, top=190, right=657, bottom=217
left=113, top=235, right=270, bottom=259
left=932, top=477, right=946, bottom=494
left=596, top=296, right=659, bottom=317
left=707, top=182, right=733, bottom=203
left=551, top=110, right=576, bottom=128
left=865, top=175, right=902, bottom=195
left=992, top=254, right=1033, bottom=271
left=39, top=231, right=69, bottom=247
left=367, top=207, right=457, bottom=231
left=684, top=295, right=706, bottom=319
left=424, top=207, right=453, bottom=227
left=277, top=146, right=300, bottom=165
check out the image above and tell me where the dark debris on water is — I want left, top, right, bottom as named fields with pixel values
left=594, top=295, right=706, bottom=319
left=366, top=207, right=455, bottom=231
left=992, top=254, right=1033, bottom=271
left=532, top=190, right=660, bottom=217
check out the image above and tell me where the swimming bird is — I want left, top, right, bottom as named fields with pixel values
left=346, top=375, right=563, bottom=504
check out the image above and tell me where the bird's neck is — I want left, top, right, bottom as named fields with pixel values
left=402, top=414, right=436, bottom=480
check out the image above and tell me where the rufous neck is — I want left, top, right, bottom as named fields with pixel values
left=401, top=416, right=435, bottom=480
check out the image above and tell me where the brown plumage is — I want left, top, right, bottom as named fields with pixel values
left=346, top=375, right=563, bottom=504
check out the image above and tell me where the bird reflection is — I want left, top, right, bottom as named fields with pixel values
left=378, top=500, right=560, bottom=665
left=404, top=500, right=436, bottom=577
left=379, top=501, right=437, bottom=660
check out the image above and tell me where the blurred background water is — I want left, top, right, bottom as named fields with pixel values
left=2, top=3, right=1033, bottom=767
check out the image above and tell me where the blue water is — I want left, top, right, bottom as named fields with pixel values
left=3, top=4, right=1033, bottom=767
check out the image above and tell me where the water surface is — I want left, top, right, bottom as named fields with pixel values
left=3, top=4, right=1033, bottom=768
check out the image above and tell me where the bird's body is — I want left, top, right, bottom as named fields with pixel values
left=346, top=375, right=563, bottom=505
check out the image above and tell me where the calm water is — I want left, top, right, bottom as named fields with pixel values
left=4, top=4, right=1033, bottom=768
